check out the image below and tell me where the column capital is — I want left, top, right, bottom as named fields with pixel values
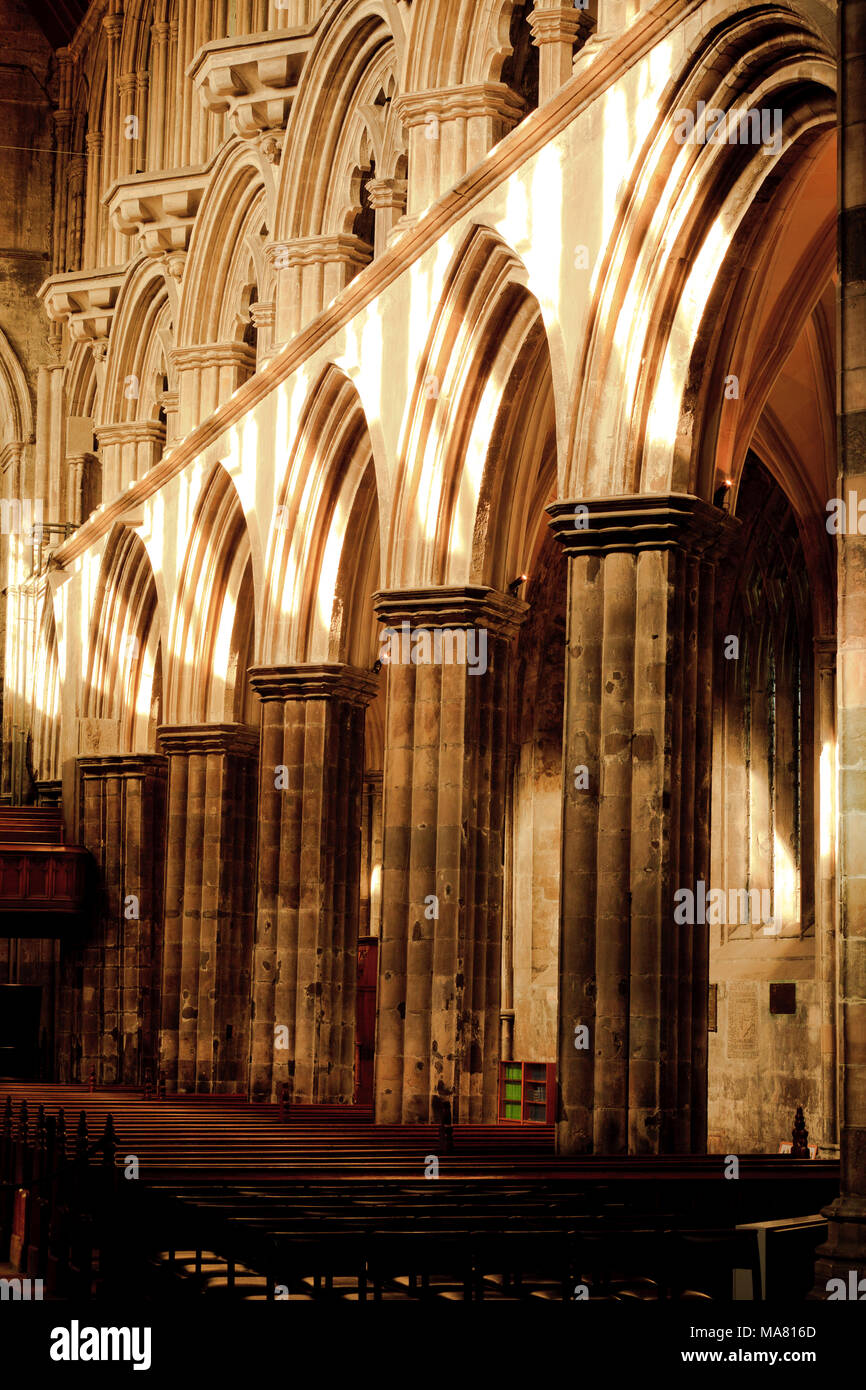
left=95, top=420, right=166, bottom=449
left=248, top=663, right=380, bottom=706
left=78, top=753, right=167, bottom=780
left=814, top=634, right=837, bottom=665
left=395, top=83, right=525, bottom=130
left=156, top=723, right=260, bottom=758
left=528, top=5, right=592, bottom=46
left=367, top=178, right=408, bottom=213
left=546, top=493, right=740, bottom=559
left=373, top=584, right=527, bottom=638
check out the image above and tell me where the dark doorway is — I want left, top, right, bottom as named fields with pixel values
left=354, top=938, right=378, bottom=1106
left=0, top=984, right=43, bottom=1078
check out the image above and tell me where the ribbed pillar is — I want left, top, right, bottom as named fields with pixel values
left=62, top=756, right=167, bottom=1085
left=247, top=666, right=379, bottom=1104
left=373, top=588, right=526, bottom=1125
left=813, top=0, right=866, bottom=1293
left=548, top=495, right=737, bottom=1155
left=157, top=724, right=259, bottom=1094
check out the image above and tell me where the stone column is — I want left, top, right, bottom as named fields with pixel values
left=395, top=87, right=526, bottom=221
left=157, top=724, right=259, bottom=1094
left=269, top=237, right=372, bottom=345
left=813, top=0, right=866, bottom=1292
left=83, top=132, right=103, bottom=270
left=373, top=587, right=526, bottom=1125
left=148, top=23, right=170, bottom=170
left=548, top=495, right=737, bottom=1155
left=528, top=5, right=593, bottom=104
left=61, top=756, right=167, bottom=1085
left=367, top=178, right=409, bottom=255
left=247, top=666, right=379, bottom=1104
left=171, top=344, right=257, bottom=433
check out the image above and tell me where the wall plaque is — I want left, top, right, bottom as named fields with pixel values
left=726, top=981, right=759, bottom=1059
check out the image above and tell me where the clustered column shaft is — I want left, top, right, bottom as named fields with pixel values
left=548, top=495, right=737, bottom=1155
left=65, top=755, right=167, bottom=1085
left=248, top=666, right=379, bottom=1104
left=373, top=587, right=525, bottom=1125
left=157, top=724, right=258, bottom=1094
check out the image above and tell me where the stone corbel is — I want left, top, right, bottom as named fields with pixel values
left=105, top=167, right=209, bottom=258
left=190, top=30, right=315, bottom=141
left=38, top=267, right=126, bottom=345
left=158, top=249, right=187, bottom=322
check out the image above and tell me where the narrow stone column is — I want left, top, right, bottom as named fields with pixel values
left=156, top=724, right=259, bottom=1094
left=548, top=495, right=737, bottom=1155
left=372, top=588, right=526, bottom=1125
left=528, top=5, right=593, bottom=104
left=394, top=88, right=526, bottom=220
left=813, top=0, right=866, bottom=1293
left=63, top=756, right=167, bottom=1085
left=247, top=666, right=379, bottom=1104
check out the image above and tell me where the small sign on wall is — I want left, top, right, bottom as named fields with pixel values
left=769, top=983, right=796, bottom=1014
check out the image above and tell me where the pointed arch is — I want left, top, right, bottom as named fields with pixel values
left=404, top=0, right=525, bottom=91
left=389, top=224, right=561, bottom=588
left=82, top=525, right=164, bottom=753
left=166, top=464, right=258, bottom=725
left=570, top=7, right=835, bottom=506
left=0, top=326, right=34, bottom=452
left=261, top=365, right=381, bottom=668
left=274, top=0, right=407, bottom=244
left=101, top=256, right=173, bottom=426
left=176, top=138, right=271, bottom=351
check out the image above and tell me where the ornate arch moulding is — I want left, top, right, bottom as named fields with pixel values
left=105, top=166, right=210, bottom=259
left=190, top=28, right=316, bottom=145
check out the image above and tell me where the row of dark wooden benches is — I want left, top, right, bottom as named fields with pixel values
left=0, top=1081, right=836, bottom=1302
left=136, top=1178, right=774, bottom=1301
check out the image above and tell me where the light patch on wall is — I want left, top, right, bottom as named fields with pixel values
left=820, top=740, right=836, bottom=859
left=316, top=500, right=348, bottom=642
left=527, top=145, right=564, bottom=328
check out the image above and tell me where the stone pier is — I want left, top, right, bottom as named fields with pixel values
left=156, top=724, right=258, bottom=1093
left=63, top=755, right=166, bottom=1085
left=247, top=666, right=379, bottom=1104
left=373, top=587, right=525, bottom=1124
left=548, top=495, right=737, bottom=1154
